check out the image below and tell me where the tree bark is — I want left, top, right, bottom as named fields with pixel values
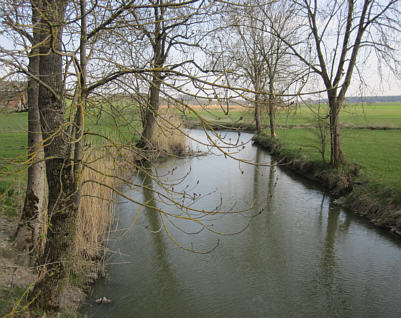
left=254, top=92, right=262, bottom=134
left=72, top=0, right=87, bottom=206
left=28, top=0, right=77, bottom=311
left=137, top=72, right=162, bottom=149
left=268, top=80, right=276, bottom=138
left=136, top=2, right=166, bottom=150
left=14, top=0, right=46, bottom=265
left=328, top=97, right=345, bottom=167
left=268, top=96, right=276, bottom=138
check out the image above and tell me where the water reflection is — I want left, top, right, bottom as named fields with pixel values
left=85, top=130, right=401, bottom=318
left=138, top=167, right=181, bottom=303
left=267, top=157, right=276, bottom=199
left=252, top=146, right=262, bottom=203
left=322, top=198, right=347, bottom=313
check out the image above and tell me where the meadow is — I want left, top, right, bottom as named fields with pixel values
left=182, top=102, right=401, bottom=128
left=277, top=128, right=401, bottom=194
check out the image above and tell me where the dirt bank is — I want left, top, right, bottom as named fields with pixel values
left=0, top=215, right=87, bottom=317
left=253, top=133, right=401, bottom=237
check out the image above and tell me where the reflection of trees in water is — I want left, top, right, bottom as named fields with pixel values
left=139, top=166, right=161, bottom=233
left=135, top=157, right=255, bottom=255
left=322, top=198, right=339, bottom=272
left=318, top=196, right=351, bottom=314
left=252, top=147, right=277, bottom=204
left=252, top=147, right=262, bottom=204
left=267, top=157, right=276, bottom=199
left=137, top=166, right=181, bottom=299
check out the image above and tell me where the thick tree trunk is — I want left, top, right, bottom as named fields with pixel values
left=28, top=0, right=77, bottom=311
left=328, top=97, right=345, bottom=167
left=14, top=3, right=45, bottom=263
left=137, top=73, right=161, bottom=149
left=31, top=160, right=76, bottom=310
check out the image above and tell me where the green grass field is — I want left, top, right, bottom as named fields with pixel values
left=85, top=103, right=142, bottom=146
left=270, top=103, right=401, bottom=196
left=183, top=102, right=401, bottom=128
left=0, top=112, right=28, bottom=216
left=276, top=128, right=401, bottom=194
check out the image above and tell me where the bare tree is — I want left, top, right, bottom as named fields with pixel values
left=258, top=0, right=302, bottom=138
left=28, top=0, right=142, bottom=309
left=2, top=0, right=46, bottom=261
left=26, top=0, right=74, bottom=309
left=217, top=0, right=301, bottom=135
left=123, top=0, right=208, bottom=150
left=226, top=3, right=268, bottom=133
left=269, top=0, right=401, bottom=166
left=24, top=0, right=208, bottom=309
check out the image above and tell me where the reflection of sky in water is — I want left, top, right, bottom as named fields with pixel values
left=84, top=130, right=401, bottom=318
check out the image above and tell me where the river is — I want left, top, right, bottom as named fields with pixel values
left=83, top=130, right=401, bottom=317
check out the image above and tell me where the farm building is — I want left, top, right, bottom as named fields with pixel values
left=0, top=81, right=27, bottom=112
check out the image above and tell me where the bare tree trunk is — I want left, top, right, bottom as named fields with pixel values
left=268, top=99, right=276, bottom=138
left=14, top=0, right=46, bottom=264
left=72, top=0, right=87, bottom=207
left=329, top=97, right=345, bottom=167
left=268, top=81, right=276, bottom=138
left=254, top=92, right=262, bottom=134
left=29, top=0, right=77, bottom=311
left=137, top=73, right=161, bottom=149
left=136, top=2, right=167, bottom=150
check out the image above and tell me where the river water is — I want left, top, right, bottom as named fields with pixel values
left=83, top=130, right=401, bottom=318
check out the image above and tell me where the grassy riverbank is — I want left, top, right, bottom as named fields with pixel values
left=253, top=132, right=401, bottom=235
left=275, top=128, right=401, bottom=195
left=254, top=101, right=401, bottom=234
left=183, top=102, right=401, bottom=234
